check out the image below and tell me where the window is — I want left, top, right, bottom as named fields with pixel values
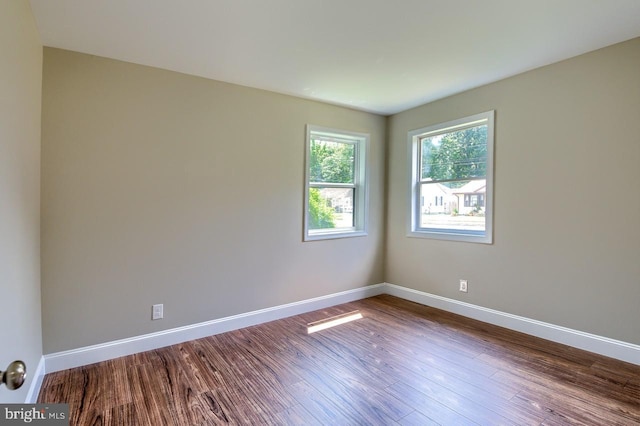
left=408, top=111, right=494, bottom=243
left=304, top=125, right=368, bottom=241
left=464, top=194, right=484, bottom=208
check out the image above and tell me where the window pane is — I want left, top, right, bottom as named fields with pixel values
left=308, top=187, right=354, bottom=230
left=421, top=124, right=487, bottom=181
left=419, top=181, right=485, bottom=232
left=309, top=139, right=355, bottom=184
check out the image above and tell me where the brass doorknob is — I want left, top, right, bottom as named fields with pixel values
left=1, top=360, right=26, bottom=390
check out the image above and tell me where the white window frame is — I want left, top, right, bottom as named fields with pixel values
left=407, top=111, right=495, bottom=244
left=304, top=125, right=369, bottom=241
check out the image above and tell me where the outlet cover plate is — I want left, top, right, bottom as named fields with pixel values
left=152, top=304, right=163, bottom=320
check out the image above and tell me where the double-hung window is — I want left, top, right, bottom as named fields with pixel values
left=304, top=125, right=368, bottom=241
left=408, top=111, right=494, bottom=243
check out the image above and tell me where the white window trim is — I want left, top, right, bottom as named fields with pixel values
left=407, top=110, right=495, bottom=244
left=304, top=125, right=369, bottom=241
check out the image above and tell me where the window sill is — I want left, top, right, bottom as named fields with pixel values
left=407, top=229, right=492, bottom=244
left=304, top=230, right=368, bottom=242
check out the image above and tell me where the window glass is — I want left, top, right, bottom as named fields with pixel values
left=305, top=126, right=368, bottom=241
left=408, top=111, right=494, bottom=243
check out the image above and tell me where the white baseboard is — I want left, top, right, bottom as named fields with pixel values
left=384, top=283, right=640, bottom=366
left=44, top=284, right=386, bottom=373
left=24, top=355, right=45, bottom=403
left=43, top=282, right=640, bottom=373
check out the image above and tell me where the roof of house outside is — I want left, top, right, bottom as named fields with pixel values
left=452, top=179, right=486, bottom=195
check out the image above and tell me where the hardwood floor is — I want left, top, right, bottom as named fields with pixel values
left=38, top=295, right=640, bottom=425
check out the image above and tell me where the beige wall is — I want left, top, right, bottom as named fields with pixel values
left=41, top=48, right=386, bottom=353
left=386, top=38, right=640, bottom=345
left=0, top=0, right=43, bottom=402
left=39, top=36, right=640, bottom=354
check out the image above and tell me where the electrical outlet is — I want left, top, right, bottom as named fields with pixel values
left=459, top=280, right=468, bottom=293
left=152, top=304, right=163, bottom=320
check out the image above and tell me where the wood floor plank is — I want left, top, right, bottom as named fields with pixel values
left=389, top=357, right=543, bottom=425
left=386, top=380, right=479, bottom=425
left=362, top=297, right=493, bottom=361
left=391, top=368, right=519, bottom=425
left=273, top=403, right=323, bottom=426
left=199, top=389, right=246, bottom=425
left=626, top=381, right=640, bottom=401
left=287, top=379, right=361, bottom=425
left=38, top=295, right=640, bottom=425
left=498, top=370, right=639, bottom=425
left=127, top=363, right=177, bottom=426
left=346, top=300, right=500, bottom=377
left=397, top=409, right=440, bottom=426
left=490, top=351, right=640, bottom=423
left=194, top=342, right=287, bottom=423
left=276, top=332, right=413, bottom=423
left=208, top=331, right=299, bottom=413
left=323, top=317, right=520, bottom=402
left=152, top=346, right=215, bottom=425
left=104, top=403, right=136, bottom=425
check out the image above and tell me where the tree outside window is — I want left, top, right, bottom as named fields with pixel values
left=304, top=126, right=368, bottom=241
left=408, top=111, right=494, bottom=243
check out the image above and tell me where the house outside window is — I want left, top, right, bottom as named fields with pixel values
left=408, top=111, right=494, bottom=243
left=304, top=125, right=368, bottom=241
left=464, top=194, right=483, bottom=208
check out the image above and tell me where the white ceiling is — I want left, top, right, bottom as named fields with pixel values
left=29, top=0, right=640, bottom=115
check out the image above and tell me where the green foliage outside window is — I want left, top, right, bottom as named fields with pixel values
left=308, top=188, right=335, bottom=229
left=309, top=140, right=354, bottom=184
left=421, top=125, right=487, bottom=187
left=308, top=139, right=355, bottom=229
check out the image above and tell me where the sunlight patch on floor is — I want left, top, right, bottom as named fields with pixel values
left=306, top=310, right=363, bottom=334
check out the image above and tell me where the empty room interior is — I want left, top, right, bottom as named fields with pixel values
left=2, top=0, right=640, bottom=424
